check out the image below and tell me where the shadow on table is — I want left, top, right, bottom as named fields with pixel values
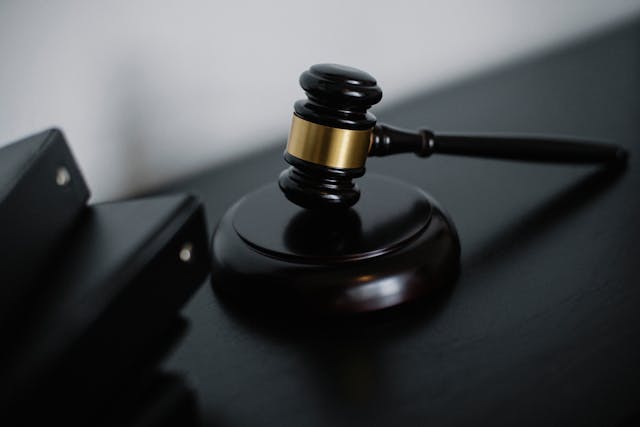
left=205, top=163, right=626, bottom=426
left=462, top=163, right=627, bottom=272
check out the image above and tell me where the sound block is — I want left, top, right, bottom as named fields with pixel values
left=211, top=174, right=460, bottom=313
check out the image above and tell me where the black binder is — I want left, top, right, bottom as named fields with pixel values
left=0, top=129, right=89, bottom=325
left=102, top=372, right=201, bottom=427
left=1, top=194, right=209, bottom=424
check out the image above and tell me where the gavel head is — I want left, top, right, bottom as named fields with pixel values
left=278, top=64, right=383, bottom=209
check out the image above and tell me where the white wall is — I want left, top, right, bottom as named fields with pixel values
left=1, top=0, right=639, bottom=201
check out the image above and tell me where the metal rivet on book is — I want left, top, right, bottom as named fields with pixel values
left=179, top=243, right=193, bottom=262
left=56, top=167, right=71, bottom=186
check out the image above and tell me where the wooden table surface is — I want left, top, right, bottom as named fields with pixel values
left=155, top=18, right=640, bottom=426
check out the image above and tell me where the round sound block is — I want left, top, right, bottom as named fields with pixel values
left=210, top=174, right=460, bottom=313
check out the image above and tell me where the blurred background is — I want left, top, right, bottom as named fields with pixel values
left=1, top=0, right=639, bottom=201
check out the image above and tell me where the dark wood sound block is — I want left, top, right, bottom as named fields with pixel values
left=211, top=174, right=460, bottom=313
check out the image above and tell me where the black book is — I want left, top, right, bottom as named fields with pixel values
left=102, top=371, right=201, bottom=427
left=0, top=194, right=210, bottom=423
left=0, top=129, right=89, bottom=325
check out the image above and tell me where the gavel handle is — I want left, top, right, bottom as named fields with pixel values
left=370, top=123, right=629, bottom=165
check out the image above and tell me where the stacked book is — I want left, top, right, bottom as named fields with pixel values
left=0, top=129, right=209, bottom=426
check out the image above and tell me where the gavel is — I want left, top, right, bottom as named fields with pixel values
left=210, top=63, right=628, bottom=314
left=279, top=64, right=627, bottom=209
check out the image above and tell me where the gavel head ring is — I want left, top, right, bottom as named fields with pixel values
left=278, top=63, right=383, bottom=209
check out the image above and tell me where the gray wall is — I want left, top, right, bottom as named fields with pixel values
left=1, top=0, right=639, bottom=200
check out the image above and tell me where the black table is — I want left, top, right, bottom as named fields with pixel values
left=155, top=18, right=640, bottom=426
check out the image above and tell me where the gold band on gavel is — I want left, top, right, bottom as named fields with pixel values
left=285, top=115, right=372, bottom=169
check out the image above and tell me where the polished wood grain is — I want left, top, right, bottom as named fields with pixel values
left=211, top=175, right=460, bottom=313
left=154, top=18, right=640, bottom=426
